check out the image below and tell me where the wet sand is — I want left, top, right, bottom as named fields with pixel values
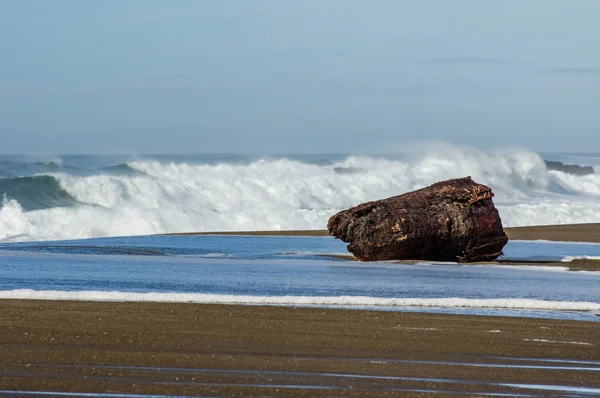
left=505, top=223, right=600, bottom=243
left=1, top=300, right=599, bottom=396
left=166, top=223, right=600, bottom=242
left=4, top=224, right=600, bottom=396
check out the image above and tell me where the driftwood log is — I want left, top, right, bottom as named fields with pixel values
left=327, top=177, right=508, bottom=262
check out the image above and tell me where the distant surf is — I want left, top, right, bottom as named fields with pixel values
left=1, top=145, right=600, bottom=241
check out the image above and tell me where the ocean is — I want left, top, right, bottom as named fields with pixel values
left=1, top=145, right=599, bottom=321
left=1, top=145, right=600, bottom=242
left=0, top=235, right=599, bottom=321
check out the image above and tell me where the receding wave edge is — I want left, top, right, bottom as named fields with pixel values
left=1, top=290, right=599, bottom=311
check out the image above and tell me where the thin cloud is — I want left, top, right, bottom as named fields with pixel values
left=409, top=57, right=521, bottom=66
left=143, top=73, right=195, bottom=83
left=538, top=67, right=600, bottom=75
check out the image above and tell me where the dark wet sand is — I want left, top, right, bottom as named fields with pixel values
left=1, top=301, right=599, bottom=396
left=505, top=223, right=600, bottom=243
left=4, top=224, right=600, bottom=395
left=166, top=223, right=600, bottom=242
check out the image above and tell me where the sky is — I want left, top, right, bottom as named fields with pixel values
left=1, top=0, right=599, bottom=154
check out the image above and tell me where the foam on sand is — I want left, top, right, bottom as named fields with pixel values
left=1, top=290, right=599, bottom=311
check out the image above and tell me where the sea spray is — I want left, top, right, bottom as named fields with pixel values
left=1, top=146, right=600, bottom=241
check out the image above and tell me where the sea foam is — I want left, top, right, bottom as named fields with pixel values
left=1, top=289, right=599, bottom=311
left=1, top=145, right=600, bottom=241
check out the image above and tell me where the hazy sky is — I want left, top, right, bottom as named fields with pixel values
left=1, top=0, right=599, bottom=154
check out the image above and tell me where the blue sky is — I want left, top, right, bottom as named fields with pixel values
left=1, top=0, right=599, bottom=154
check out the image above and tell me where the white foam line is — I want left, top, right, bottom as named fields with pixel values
left=1, top=290, right=599, bottom=311
left=523, top=338, right=593, bottom=346
left=500, top=383, right=600, bottom=395
left=0, top=392, right=190, bottom=398
left=509, top=240, right=600, bottom=246
left=561, top=255, right=600, bottom=263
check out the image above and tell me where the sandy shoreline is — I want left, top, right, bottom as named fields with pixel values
left=1, top=301, right=599, bottom=396
left=165, top=222, right=600, bottom=242
left=3, top=224, right=600, bottom=395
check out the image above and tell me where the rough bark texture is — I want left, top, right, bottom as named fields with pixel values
left=327, top=177, right=508, bottom=262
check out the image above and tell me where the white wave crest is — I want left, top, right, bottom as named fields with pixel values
left=550, top=170, right=600, bottom=195
left=2, top=145, right=600, bottom=241
left=1, top=289, right=599, bottom=311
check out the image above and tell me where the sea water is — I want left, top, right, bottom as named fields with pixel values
left=0, top=235, right=598, bottom=321
left=1, top=147, right=599, bottom=320
left=1, top=146, right=600, bottom=242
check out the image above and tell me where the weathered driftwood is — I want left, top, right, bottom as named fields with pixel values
left=327, top=177, right=508, bottom=262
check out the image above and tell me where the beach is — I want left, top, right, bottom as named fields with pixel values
left=1, top=300, right=599, bottom=397
left=3, top=1, right=600, bottom=395
left=170, top=223, right=600, bottom=242
left=1, top=223, right=600, bottom=396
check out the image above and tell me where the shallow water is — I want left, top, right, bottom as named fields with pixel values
left=3, top=358, right=598, bottom=397
left=0, top=235, right=598, bottom=321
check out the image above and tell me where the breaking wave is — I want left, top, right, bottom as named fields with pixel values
left=0, top=175, right=79, bottom=211
left=1, top=144, right=600, bottom=241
